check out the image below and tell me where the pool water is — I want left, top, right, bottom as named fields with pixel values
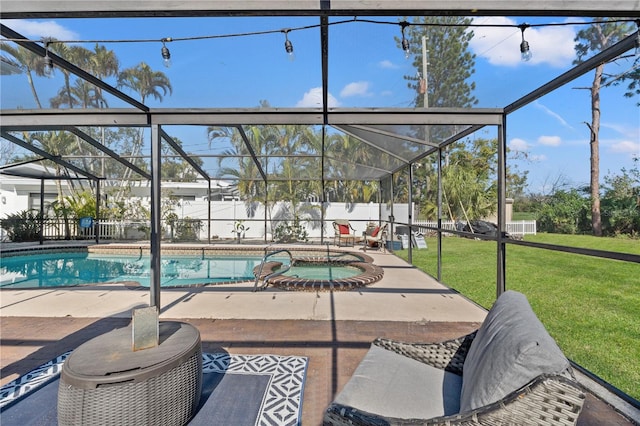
left=284, top=264, right=361, bottom=280
left=0, top=252, right=284, bottom=288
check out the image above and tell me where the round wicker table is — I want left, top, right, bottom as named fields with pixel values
left=58, top=321, right=202, bottom=426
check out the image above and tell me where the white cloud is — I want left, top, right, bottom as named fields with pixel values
left=609, top=140, right=640, bottom=155
left=469, top=17, right=576, bottom=67
left=534, top=101, right=573, bottom=129
left=295, top=87, right=340, bottom=107
left=538, top=135, right=562, bottom=146
left=602, top=122, right=640, bottom=140
left=7, top=19, right=79, bottom=40
left=340, top=81, right=372, bottom=98
left=530, top=154, right=548, bottom=162
left=380, top=90, right=393, bottom=96
left=378, top=59, right=399, bottom=69
left=509, top=138, right=529, bottom=151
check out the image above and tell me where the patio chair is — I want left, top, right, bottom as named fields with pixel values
left=363, top=223, right=387, bottom=251
left=333, top=220, right=357, bottom=247
left=323, top=291, right=585, bottom=426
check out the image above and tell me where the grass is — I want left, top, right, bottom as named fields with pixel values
left=395, top=233, right=640, bottom=401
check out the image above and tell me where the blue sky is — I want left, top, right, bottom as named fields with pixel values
left=1, top=15, right=638, bottom=193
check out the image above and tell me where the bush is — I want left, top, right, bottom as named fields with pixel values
left=1, top=209, right=42, bottom=242
left=273, top=216, right=308, bottom=242
left=535, top=189, right=590, bottom=234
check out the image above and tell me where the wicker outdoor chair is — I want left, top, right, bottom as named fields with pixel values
left=323, top=291, right=586, bottom=426
left=363, top=223, right=387, bottom=251
left=333, top=220, right=357, bottom=247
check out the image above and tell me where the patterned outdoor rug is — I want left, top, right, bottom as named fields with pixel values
left=0, top=352, right=308, bottom=426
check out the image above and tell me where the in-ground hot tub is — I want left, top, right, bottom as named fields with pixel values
left=254, top=255, right=384, bottom=291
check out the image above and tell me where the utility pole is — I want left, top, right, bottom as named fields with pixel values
left=421, top=36, right=429, bottom=144
left=422, top=36, right=429, bottom=109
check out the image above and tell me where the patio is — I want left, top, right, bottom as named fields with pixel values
left=0, top=243, right=636, bottom=424
left=1, top=1, right=639, bottom=424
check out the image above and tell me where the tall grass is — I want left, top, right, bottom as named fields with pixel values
left=395, top=233, right=640, bottom=401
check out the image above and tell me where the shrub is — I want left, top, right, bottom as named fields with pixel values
left=273, top=216, right=308, bottom=242
left=1, top=209, right=42, bottom=242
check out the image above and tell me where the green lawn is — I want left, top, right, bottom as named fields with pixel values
left=395, top=233, right=640, bottom=401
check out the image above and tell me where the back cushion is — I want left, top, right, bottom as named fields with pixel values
left=338, top=224, right=350, bottom=234
left=370, top=226, right=380, bottom=237
left=459, top=290, right=571, bottom=412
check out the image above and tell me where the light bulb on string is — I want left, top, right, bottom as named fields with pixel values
left=400, top=22, right=410, bottom=59
left=282, top=29, right=295, bottom=61
left=161, top=38, right=172, bottom=68
left=519, top=24, right=532, bottom=62
left=43, top=40, right=54, bottom=78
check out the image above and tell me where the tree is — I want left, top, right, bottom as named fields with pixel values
left=162, top=137, right=203, bottom=181
left=398, top=17, right=488, bottom=220
left=535, top=188, right=591, bottom=234
left=116, top=62, right=172, bottom=196
left=600, top=160, right=640, bottom=236
left=0, top=43, right=49, bottom=108
left=401, top=16, right=477, bottom=145
left=573, top=19, right=635, bottom=236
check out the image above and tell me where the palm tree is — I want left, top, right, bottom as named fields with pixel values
left=0, top=43, right=48, bottom=108
left=50, top=79, right=101, bottom=108
left=324, top=132, right=379, bottom=204
left=88, top=43, right=119, bottom=107
left=26, top=131, right=80, bottom=239
left=117, top=62, right=172, bottom=104
left=48, top=43, right=92, bottom=109
left=116, top=62, right=172, bottom=196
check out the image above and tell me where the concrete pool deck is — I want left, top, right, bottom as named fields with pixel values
left=1, top=241, right=638, bottom=424
left=0, top=241, right=487, bottom=322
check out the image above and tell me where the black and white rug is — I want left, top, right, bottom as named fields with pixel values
left=1, top=352, right=308, bottom=426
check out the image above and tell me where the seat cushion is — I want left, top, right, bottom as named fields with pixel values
left=338, top=224, right=350, bottom=234
left=333, top=344, right=462, bottom=420
left=460, top=290, right=571, bottom=412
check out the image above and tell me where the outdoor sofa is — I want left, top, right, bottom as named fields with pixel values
left=324, top=290, right=585, bottom=425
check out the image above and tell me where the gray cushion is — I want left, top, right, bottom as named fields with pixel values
left=459, top=290, right=571, bottom=412
left=333, top=344, right=462, bottom=420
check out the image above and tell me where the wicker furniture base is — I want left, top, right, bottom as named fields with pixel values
left=58, top=321, right=202, bottom=426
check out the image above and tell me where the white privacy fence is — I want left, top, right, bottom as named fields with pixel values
left=3, top=201, right=535, bottom=241
left=411, top=220, right=536, bottom=236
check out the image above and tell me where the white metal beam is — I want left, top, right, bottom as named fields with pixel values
left=0, top=108, right=503, bottom=128
left=0, top=1, right=637, bottom=18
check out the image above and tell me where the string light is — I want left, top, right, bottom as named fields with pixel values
left=2, top=17, right=635, bottom=68
left=161, top=37, right=172, bottom=68
left=400, top=21, right=410, bottom=59
left=282, top=29, right=295, bottom=61
left=43, top=40, right=54, bottom=77
left=519, top=24, right=532, bottom=62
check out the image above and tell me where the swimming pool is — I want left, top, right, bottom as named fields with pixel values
left=0, top=251, right=276, bottom=288
left=0, top=247, right=380, bottom=290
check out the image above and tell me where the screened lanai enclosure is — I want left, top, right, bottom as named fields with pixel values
left=1, top=0, right=639, bottom=407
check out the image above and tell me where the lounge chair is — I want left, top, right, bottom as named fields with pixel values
left=323, top=290, right=585, bottom=425
left=333, top=220, right=357, bottom=247
left=363, top=223, right=387, bottom=251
